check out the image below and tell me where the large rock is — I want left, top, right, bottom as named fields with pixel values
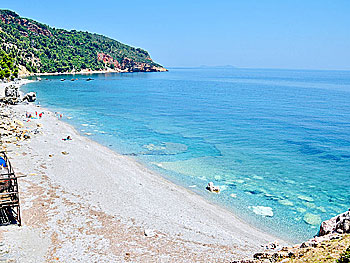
left=22, top=92, right=36, bottom=102
left=319, top=209, right=350, bottom=236
left=4, top=85, right=19, bottom=98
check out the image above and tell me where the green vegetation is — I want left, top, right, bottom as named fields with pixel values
left=0, top=9, right=163, bottom=74
left=0, top=49, right=18, bottom=80
left=338, top=246, right=350, bottom=263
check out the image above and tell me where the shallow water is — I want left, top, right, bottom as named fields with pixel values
left=24, top=68, right=350, bottom=242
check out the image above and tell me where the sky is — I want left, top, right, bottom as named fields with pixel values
left=1, top=0, right=349, bottom=70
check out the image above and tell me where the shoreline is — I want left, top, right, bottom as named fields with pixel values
left=0, top=79, right=283, bottom=261
left=19, top=67, right=168, bottom=78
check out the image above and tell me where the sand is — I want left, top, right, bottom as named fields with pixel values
left=0, top=80, right=284, bottom=262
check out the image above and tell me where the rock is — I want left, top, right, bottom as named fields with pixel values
left=250, top=206, right=274, bottom=217
left=22, top=92, right=37, bottom=102
left=253, top=252, right=272, bottom=260
left=206, top=182, right=220, bottom=193
left=303, top=213, right=321, bottom=226
left=319, top=209, right=350, bottom=236
left=144, top=229, right=155, bottom=237
left=265, top=241, right=280, bottom=250
left=297, top=195, right=314, bottom=202
left=4, top=85, right=19, bottom=98
left=278, top=199, right=294, bottom=206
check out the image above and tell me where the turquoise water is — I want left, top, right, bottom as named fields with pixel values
left=24, top=68, right=350, bottom=243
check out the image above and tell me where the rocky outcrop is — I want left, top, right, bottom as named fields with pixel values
left=97, top=54, right=167, bottom=73
left=232, top=209, right=350, bottom=263
left=319, top=209, right=350, bottom=236
left=120, top=57, right=168, bottom=72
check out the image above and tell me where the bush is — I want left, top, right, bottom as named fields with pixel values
left=338, top=246, right=350, bottom=263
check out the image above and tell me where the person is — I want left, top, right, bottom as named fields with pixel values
left=62, top=136, right=72, bottom=141
left=39, top=112, right=43, bottom=118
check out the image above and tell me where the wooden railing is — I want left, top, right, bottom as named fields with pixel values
left=0, top=151, right=21, bottom=226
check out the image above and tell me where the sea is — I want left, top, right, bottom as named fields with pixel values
left=23, top=68, right=350, bottom=243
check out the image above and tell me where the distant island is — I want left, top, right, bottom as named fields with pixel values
left=0, top=9, right=167, bottom=79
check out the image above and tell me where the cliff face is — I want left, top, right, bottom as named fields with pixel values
left=0, top=9, right=167, bottom=74
left=96, top=53, right=166, bottom=72
left=0, top=11, right=52, bottom=37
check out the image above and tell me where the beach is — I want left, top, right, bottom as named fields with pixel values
left=0, top=79, right=282, bottom=262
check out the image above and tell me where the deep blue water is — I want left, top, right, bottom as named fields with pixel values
left=24, top=68, right=350, bottom=243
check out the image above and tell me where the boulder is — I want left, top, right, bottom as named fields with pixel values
left=4, top=85, right=19, bottom=98
left=22, top=92, right=37, bottom=102
left=206, top=182, right=220, bottom=193
left=319, top=209, right=350, bottom=236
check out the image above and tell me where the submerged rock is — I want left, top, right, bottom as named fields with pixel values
left=303, top=213, right=321, bottom=226
left=297, top=195, right=314, bottom=202
left=278, top=199, right=294, bottom=206
left=250, top=206, right=274, bottom=217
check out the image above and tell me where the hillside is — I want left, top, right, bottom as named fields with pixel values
left=0, top=9, right=166, bottom=77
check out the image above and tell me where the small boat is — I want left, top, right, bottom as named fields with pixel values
left=71, top=79, right=75, bottom=81
left=86, top=78, right=93, bottom=81
left=37, top=77, right=42, bottom=81
left=60, top=79, right=65, bottom=81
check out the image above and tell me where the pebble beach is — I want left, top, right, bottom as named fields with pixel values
left=0, top=80, right=281, bottom=262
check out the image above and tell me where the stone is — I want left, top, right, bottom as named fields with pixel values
left=4, top=85, right=19, bottom=98
left=265, top=241, right=280, bottom=250
left=22, top=92, right=37, bottom=102
left=206, top=182, right=220, bottom=193
left=144, top=229, right=155, bottom=237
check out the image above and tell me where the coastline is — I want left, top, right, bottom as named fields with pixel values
left=0, top=80, right=283, bottom=262
left=19, top=66, right=168, bottom=78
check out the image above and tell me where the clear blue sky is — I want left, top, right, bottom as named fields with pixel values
left=1, top=0, right=349, bottom=70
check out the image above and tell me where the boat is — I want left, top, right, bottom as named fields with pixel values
left=60, top=79, right=65, bottom=81
left=86, top=78, right=93, bottom=81
left=71, top=79, right=75, bottom=81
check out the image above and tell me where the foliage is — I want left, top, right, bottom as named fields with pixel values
left=338, top=246, right=350, bottom=263
left=0, top=49, right=18, bottom=80
left=0, top=9, right=163, bottom=74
